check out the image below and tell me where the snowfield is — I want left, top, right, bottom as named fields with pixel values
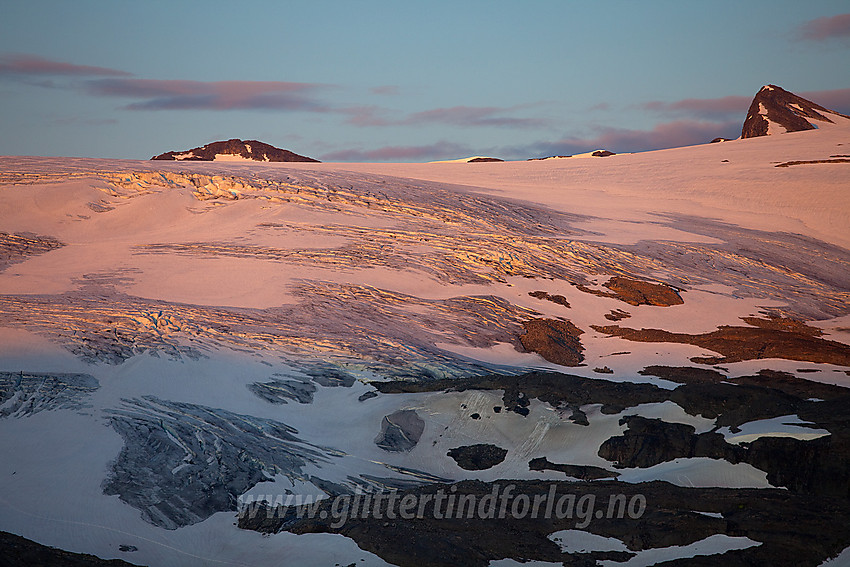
left=0, top=115, right=849, bottom=566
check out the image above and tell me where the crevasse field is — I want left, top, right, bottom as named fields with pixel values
left=0, top=117, right=849, bottom=566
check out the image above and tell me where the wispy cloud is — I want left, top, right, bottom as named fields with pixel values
left=526, top=119, right=741, bottom=157
left=370, top=85, right=399, bottom=96
left=322, top=141, right=471, bottom=162
left=340, top=105, right=396, bottom=126
left=640, top=95, right=750, bottom=120
left=85, top=78, right=331, bottom=111
left=0, top=53, right=131, bottom=77
left=342, top=104, right=546, bottom=129
left=798, top=13, right=850, bottom=41
left=405, top=105, right=546, bottom=128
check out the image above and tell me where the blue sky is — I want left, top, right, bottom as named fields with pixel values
left=1, top=1, right=848, bottom=161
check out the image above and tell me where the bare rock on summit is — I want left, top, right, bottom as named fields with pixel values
left=151, top=138, right=320, bottom=162
left=467, top=157, right=504, bottom=163
left=741, top=85, right=849, bottom=139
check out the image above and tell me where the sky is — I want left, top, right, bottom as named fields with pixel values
left=1, top=1, right=849, bottom=162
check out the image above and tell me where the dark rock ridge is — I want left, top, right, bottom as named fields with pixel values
left=151, top=139, right=319, bottom=162
left=239, top=479, right=850, bottom=567
left=466, top=157, right=504, bottom=163
left=447, top=444, right=508, bottom=470
left=741, top=85, right=849, bottom=139
left=375, top=409, right=425, bottom=452
left=373, top=366, right=850, bottom=497
left=0, top=531, right=143, bottom=567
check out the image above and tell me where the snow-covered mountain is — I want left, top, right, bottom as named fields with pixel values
left=1, top=97, right=850, bottom=566
left=151, top=138, right=320, bottom=162
left=741, top=84, right=850, bottom=138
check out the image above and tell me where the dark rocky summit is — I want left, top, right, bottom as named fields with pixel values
left=447, top=444, right=508, bottom=470
left=467, top=157, right=504, bottom=163
left=151, top=138, right=319, bottom=162
left=741, top=85, right=849, bottom=139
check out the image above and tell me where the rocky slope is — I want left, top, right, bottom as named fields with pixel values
left=151, top=138, right=319, bottom=162
left=741, top=84, right=849, bottom=138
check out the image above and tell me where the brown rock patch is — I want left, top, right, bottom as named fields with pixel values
left=519, top=318, right=584, bottom=366
left=527, top=290, right=570, bottom=308
left=576, top=276, right=683, bottom=307
left=592, top=317, right=850, bottom=366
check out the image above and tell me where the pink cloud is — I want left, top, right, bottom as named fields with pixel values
left=0, top=53, right=130, bottom=77
left=405, top=105, right=546, bottom=128
left=340, top=105, right=396, bottom=126
left=798, top=13, right=850, bottom=41
left=529, top=119, right=740, bottom=157
left=339, top=104, right=546, bottom=129
left=322, top=141, right=471, bottom=162
left=85, top=78, right=330, bottom=111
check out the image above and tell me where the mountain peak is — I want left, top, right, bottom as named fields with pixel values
left=741, top=85, right=848, bottom=138
left=151, top=139, right=320, bottom=162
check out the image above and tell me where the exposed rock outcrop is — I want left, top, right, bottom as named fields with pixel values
left=519, top=318, right=585, bottom=366
left=528, top=456, right=618, bottom=480
left=528, top=290, right=570, bottom=308
left=575, top=276, right=683, bottom=307
left=375, top=409, right=425, bottom=452
left=741, top=85, right=849, bottom=138
left=151, top=138, right=319, bottom=162
left=447, top=444, right=508, bottom=470
left=240, top=479, right=850, bottom=567
left=591, top=317, right=850, bottom=366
